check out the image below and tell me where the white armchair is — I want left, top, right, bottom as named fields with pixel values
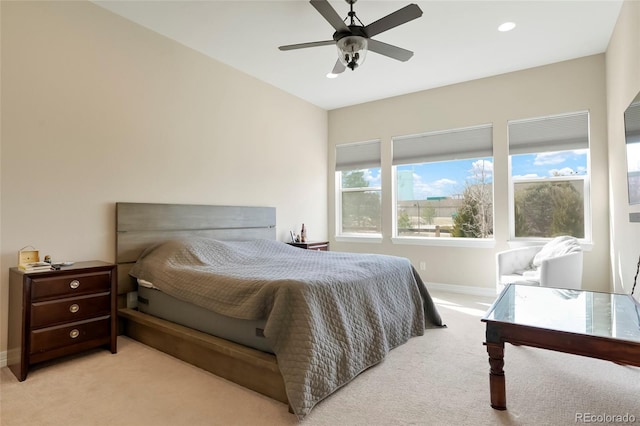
left=496, top=236, right=583, bottom=294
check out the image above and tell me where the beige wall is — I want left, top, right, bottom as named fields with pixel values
left=0, top=1, right=3, bottom=353
left=0, top=2, right=328, bottom=354
left=2, top=0, right=637, bottom=358
left=328, top=55, right=611, bottom=293
left=606, top=0, right=640, bottom=299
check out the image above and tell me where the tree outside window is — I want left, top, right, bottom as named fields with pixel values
left=340, top=169, right=381, bottom=234
left=509, top=112, right=590, bottom=241
left=513, top=178, right=585, bottom=238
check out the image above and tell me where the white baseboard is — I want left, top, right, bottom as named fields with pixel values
left=427, top=282, right=497, bottom=298
left=1, top=351, right=7, bottom=368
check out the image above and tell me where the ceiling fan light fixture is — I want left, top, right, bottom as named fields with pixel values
left=337, top=35, right=367, bottom=71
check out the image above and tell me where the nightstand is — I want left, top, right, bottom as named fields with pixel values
left=287, top=241, right=330, bottom=251
left=7, top=260, right=117, bottom=381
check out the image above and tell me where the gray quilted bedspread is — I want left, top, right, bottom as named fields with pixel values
left=129, top=238, right=443, bottom=419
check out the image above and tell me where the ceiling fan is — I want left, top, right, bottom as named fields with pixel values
left=279, top=0, right=423, bottom=76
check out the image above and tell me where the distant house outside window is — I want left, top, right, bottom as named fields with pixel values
left=508, top=111, right=590, bottom=240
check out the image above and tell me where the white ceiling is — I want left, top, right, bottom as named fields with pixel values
left=94, top=0, right=623, bottom=110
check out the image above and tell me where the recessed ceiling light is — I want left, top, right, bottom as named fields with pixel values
left=498, top=22, right=516, bottom=32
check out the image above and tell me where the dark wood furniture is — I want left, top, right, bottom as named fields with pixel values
left=115, top=203, right=288, bottom=405
left=482, top=284, right=640, bottom=410
left=7, top=261, right=117, bottom=381
left=287, top=241, right=329, bottom=251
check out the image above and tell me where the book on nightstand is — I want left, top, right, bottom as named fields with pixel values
left=18, top=262, right=52, bottom=272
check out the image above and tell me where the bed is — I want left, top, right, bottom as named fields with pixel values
left=116, top=202, right=443, bottom=419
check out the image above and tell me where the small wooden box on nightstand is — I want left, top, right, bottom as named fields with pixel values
left=7, top=260, right=117, bottom=381
left=287, top=241, right=330, bottom=251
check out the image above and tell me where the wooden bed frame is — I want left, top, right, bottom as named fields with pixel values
left=116, top=202, right=288, bottom=405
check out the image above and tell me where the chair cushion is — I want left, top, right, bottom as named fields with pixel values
left=499, top=273, right=540, bottom=286
left=532, top=236, right=581, bottom=268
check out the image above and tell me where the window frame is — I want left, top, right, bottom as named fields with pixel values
left=507, top=111, right=592, bottom=243
left=391, top=124, right=495, bottom=243
left=334, top=140, right=383, bottom=240
left=335, top=169, right=383, bottom=238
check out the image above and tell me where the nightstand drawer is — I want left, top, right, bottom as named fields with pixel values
left=31, top=293, right=111, bottom=328
left=31, top=271, right=112, bottom=301
left=30, top=316, right=110, bottom=354
left=306, top=242, right=329, bottom=251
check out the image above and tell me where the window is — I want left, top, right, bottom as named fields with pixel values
left=392, top=125, right=493, bottom=238
left=508, top=111, right=590, bottom=240
left=335, top=140, right=381, bottom=235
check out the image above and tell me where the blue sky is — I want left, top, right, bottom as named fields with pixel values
left=397, top=159, right=493, bottom=200
left=511, top=150, right=588, bottom=179
left=368, top=149, right=589, bottom=200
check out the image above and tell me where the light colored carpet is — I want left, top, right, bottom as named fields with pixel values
left=1, top=290, right=639, bottom=425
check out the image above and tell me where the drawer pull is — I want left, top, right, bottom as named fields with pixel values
left=69, top=329, right=79, bottom=339
left=69, top=304, right=80, bottom=313
left=69, top=280, right=80, bottom=289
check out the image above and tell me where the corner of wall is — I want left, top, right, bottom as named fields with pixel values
left=605, top=0, right=640, bottom=293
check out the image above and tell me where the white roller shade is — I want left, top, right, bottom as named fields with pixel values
left=392, top=124, right=492, bottom=166
left=509, top=111, right=589, bottom=155
left=335, top=140, right=381, bottom=171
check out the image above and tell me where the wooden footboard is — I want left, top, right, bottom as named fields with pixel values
left=118, top=308, right=288, bottom=405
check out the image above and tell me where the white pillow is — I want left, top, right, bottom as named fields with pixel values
left=532, top=236, right=581, bottom=268
left=522, top=269, right=541, bottom=282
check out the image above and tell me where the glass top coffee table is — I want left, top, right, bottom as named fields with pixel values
left=481, top=284, right=640, bottom=410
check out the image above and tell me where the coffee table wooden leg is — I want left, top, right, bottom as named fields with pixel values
left=486, top=342, right=506, bottom=410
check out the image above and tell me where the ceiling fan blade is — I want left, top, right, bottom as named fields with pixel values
left=279, top=40, right=335, bottom=51
left=367, top=39, right=414, bottom=62
left=310, top=0, right=349, bottom=32
left=364, top=4, right=423, bottom=38
left=331, top=59, right=346, bottom=75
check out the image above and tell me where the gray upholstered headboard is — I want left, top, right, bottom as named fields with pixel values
left=115, top=202, right=276, bottom=307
